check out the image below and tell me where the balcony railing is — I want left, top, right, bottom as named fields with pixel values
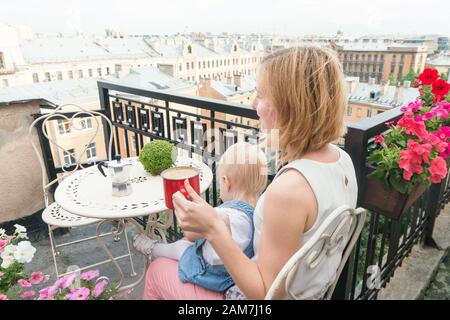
left=31, top=80, right=449, bottom=300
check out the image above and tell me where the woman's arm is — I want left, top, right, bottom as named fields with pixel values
left=173, top=173, right=315, bottom=299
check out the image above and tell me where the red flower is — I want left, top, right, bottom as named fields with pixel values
left=429, top=157, right=447, bottom=183
left=374, top=135, right=385, bottom=144
left=425, top=134, right=447, bottom=154
left=432, top=78, right=450, bottom=97
left=418, top=68, right=439, bottom=85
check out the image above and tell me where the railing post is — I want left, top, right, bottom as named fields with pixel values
left=98, top=83, right=115, bottom=159
left=331, top=125, right=369, bottom=299
left=423, top=182, right=443, bottom=248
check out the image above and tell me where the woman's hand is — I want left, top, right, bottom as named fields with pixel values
left=172, top=179, right=225, bottom=239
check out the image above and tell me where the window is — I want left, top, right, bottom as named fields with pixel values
left=80, top=118, right=93, bottom=130
left=2, top=79, right=8, bottom=87
left=191, top=62, right=194, bottom=69
left=88, top=69, right=93, bottom=77
left=106, top=67, right=110, bottom=75
left=234, top=45, right=237, bottom=52
left=86, top=143, right=97, bottom=160
left=57, top=71, right=63, bottom=80
left=187, top=45, right=192, bottom=54
left=63, top=149, right=76, bottom=166
left=179, top=65, right=182, bottom=71
left=97, top=68, right=102, bottom=77
left=45, top=72, right=51, bottom=82
left=0, top=52, right=4, bottom=68
left=131, top=136, right=137, bottom=152
left=207, top=61, right=210, bottom=68
left=203, top=61, right=206, bottom=68
left=68, top=70, right=74, bottom=79
left=367, top=109, right=372, bottom=117
left=57, top=119, right=71, bottom=134
left=347, top=105, right=352, bottom=116
left=32, top=73, right=39, bottom=83
left=78, top=70, right=84, bottom=78
left=186, top=62, right=190, bottom=70
left=198, top=62, right=201, bottom=69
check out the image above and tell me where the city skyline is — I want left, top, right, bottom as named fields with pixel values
left=2, top=0, right=450, bottom=38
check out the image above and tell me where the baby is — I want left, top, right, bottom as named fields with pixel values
left=133, top=142, right=268, bottom=292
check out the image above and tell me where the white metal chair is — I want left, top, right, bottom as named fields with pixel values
left=29, top=104, right=137, bottom=278
left=265, top=206, right=366, bottom=300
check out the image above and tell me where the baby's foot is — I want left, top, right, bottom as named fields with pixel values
left=133, top=233, right=158, bottom=256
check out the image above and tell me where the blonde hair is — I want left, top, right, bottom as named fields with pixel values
left=218, top=142, right=268, bottom=199
left=260, top=46, right=347, bottom=164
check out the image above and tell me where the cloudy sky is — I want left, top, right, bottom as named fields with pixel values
left=2, top=0, right=450, bottom=37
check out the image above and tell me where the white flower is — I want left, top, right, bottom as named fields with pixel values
left=14, top=224, right=27, bottom=234
left=13, top=224, right=28, bottom=239
left=13, top=241, right=36, bottom=264
left=0, top=244, right=16, bottom=268
left=0, top=228, right=5, bottom=237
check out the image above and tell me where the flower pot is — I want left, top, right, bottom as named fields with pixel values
left=361, top=166, right=427, bottom=220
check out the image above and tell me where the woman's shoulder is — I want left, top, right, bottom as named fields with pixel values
left=266, top=169, right=316, bottom=210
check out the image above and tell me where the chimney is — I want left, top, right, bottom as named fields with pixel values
left=346, top=77, right=359, bottom=94
left=368, top=77, right=376, bottom=85
left=233, top=74, right=242, bottom=88
left=380, top=80, right=389, bottom=96
left=403, top=80, right=411, bottom=88
left=394, top=84, right=403, bottom=105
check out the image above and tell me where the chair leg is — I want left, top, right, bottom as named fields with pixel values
left=48, top=225, right=61, bottom=278
left=123, top=221, right=137, bottom=277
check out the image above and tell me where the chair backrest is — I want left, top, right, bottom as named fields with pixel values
left=264, top=206, right=366, bottom=300
left=28, top=104, right=114, bottom=206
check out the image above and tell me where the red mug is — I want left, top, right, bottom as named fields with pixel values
left=161, top=166, right=200, bottom=210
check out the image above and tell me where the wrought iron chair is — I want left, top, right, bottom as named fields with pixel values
left=265, top=206, right=366, bottom=300
left=29, top=104, right=137, bottom=278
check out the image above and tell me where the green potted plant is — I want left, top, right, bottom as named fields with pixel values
left=139, top=140, right=176, bottom=175
left=364, top=68, right=450, bottom=219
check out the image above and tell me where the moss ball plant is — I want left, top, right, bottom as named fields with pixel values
left=139, top=140, right=176, bottom=175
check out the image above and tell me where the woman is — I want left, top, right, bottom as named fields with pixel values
left=143, top=46, right=358, bottom=300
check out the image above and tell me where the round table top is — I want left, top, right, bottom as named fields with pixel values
left=54, top=157, right=213, bottom=219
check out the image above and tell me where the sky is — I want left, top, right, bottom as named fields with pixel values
left=1, top=0, right=450, bottom=37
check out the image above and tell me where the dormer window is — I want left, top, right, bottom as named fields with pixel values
left=187, top=45, right=192, bottom=54
left=234, top=45, right=237, bottom=52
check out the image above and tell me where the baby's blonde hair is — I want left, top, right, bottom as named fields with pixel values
left=260, top=45, right=347, bottom=164
left=218, top=142, right=268, bottom=199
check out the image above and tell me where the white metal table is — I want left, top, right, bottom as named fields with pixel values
left=54, top=156, right=213, bottom=291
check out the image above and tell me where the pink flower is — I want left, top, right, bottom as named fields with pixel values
left=426, top=134, right=448, bottom=154
left=18, top=279, right=32, bottom=288
left=20, top=290, right=36, bottom=299
left=401, top=99, right=424, bottom=112
left=374, top=135, right=385, bottom=145
left=66, top=287, right=90, bottom=300
left=429, top=157, right=448, bottom=183
left=0, top=294, right=9, bottom=300
left=60, top=273, right=77, bottom=289
left=0, top=239, right=8, bottom=253
left=397, top=111, right=429, bottom=141
left=437, top=101, right=450, bottom=111
left=38, top=285, right=59, bottom=300
left=93, top=280, right=109, bottom=298
left=80, top=270, right=100, bottom=281
left=29, top=272, right=45, bottom=285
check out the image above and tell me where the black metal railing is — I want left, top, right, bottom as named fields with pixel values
left=27, top=80, right=448, bottom=300
left=333, top=107, right=450, bottom=300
